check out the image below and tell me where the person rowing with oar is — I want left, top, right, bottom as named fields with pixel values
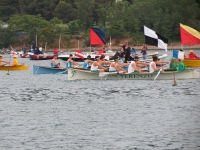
left=99, top=54, right=112, bottom=67
left=128, top=56, right=145, bottom=74
left=83, top=55, right=93, bottom=69
left=51, top=55, right=64, bottom=69
left=90, top=56, right=107, bottom=72
left=0, top=55, right=10, bottom=66
left=67, top=54, right=81, bottom=68
left=109, top=56, right=127, bottom=73
left=149, top=55, right=164, bottom=73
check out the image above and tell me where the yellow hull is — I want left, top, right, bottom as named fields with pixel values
left=183, top=58, right=200, bottom=67
left=0, top=64, right=29, bottom=71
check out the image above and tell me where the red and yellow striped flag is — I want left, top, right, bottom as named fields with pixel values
left=180, top=23, right=200, bottom=44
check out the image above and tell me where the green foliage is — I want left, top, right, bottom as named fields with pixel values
left=0, top=27, right=12, bottom=48
left=0, top=0, right=200, bottom=47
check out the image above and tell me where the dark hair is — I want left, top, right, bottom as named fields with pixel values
left=180, top=49, right=183, bottom=51
left=87, top=55, right=91, bottom=59
left=134, top=56, right=139, bottom=60
left=152, top=56, right=158, bottom=61
left=100, top=55, right=105, bottom=60
left=69, top=54, right=73, bottom=57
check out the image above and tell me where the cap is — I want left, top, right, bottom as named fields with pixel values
left=170, top=58, right=175, bottom=60
left=190, top=50, right=193, bottom=53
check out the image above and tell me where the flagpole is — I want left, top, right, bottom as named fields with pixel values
left=45, top=42, right=47, bottom=53
left=59, top=35, right=61, bottom=52
left=110, top=36, right=112, bottom=50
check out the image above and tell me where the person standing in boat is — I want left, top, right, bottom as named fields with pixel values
left=141, top=44, right=148, bottom=60
left=122, top=41, right=131, bottom=63
left=90, top=56, right=107, bottom=72
left=32, top=40, right=36, bottom=50
left=51, top=55, right=63, bottom=69
left=149, top=56, right=164, bottom=73
left=0, top=55, right=9, bottom=66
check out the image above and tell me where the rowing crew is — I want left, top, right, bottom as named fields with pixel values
left=0, top=55, right=18, bottom=66
left=87, top=54, right=167, bottom=74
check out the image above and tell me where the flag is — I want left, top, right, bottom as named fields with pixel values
left=180, top=23, right=200, bottom=44
left=144, top=26, right=168, bottom=52
left=97, top=49, right=104, bottom=55
left=173, top=50, right=184, bottom=60
left=90, top=27, right=106, bottom=45
left=11, top=51, right=18, bottom=57
left=75, top=49, right=84, bottom=59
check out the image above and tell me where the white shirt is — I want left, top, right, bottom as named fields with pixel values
left=149, top=61, right=156, bottom=73
left=109, top=62, right=116, bottom=71
left=128, top=61, right=135, bottom=73
left=39, top=47, right=42, bottom=51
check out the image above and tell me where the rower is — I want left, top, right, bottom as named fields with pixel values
left=90, top=56, right=107, bottom=72
left=83, top=55, right=93, bottom=69
left=12, top=55, right=18, bottom=66
left=149, top=55, right=164, bottom=73
left=0, top=55, right=9, bottom=66
left=66, top=54, right=80, bottom=68
left=109, top=56, right=127, bottom=73
left=51, top=55, right=63, bottom=69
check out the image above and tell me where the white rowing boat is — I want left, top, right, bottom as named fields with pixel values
left=68, top=68, right=200, bottom=80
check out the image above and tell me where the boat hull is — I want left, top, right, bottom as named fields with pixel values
left=20, top=54, right=29, bottom=58
left=68, top=68, right=200, bottom=80
left=33, top=65, right=67, bottom=74
left=0, top=64, right=29, bottom=71
left=29, top=55, right=54, bottom=60
left=183, top=58, right=200, bottom=67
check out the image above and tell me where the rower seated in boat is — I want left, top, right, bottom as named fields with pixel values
left=12, top=55, right=18, bottom=66
left=128, top=56, right=145, bottom=74
left=83, top=55, right=93, bottom=69
left=67, top=54, right=81, bottom=68
left=0, top=55, right=9, bottom=66
left=90, top=56, right=107, bottom=72
left=109, top=56, right=127, bottom=73
left=149, top=55, right=164, bottom=73
left=169, top=58, right=178, bottom=70
left=51, top=55, right=63, bottom=69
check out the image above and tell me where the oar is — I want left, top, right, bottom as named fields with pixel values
left=172, top=71, right=177, bottom=86
left=154, top=68, right=162, bottom=81
left=6, top=53, right=12, bottom=75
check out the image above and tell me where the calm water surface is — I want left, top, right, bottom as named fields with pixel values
left=0, top=50, right=200, bottom=150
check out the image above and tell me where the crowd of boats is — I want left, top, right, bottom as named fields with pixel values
left=0, top=48, right=200, bottom=81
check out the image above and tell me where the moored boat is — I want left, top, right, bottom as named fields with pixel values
left=183, top=58, right=200, bottom=68
left=68, top=68, right=200, bottom=80
left=20, top=54, right=29, bottom=58
left=29, top=54, right=54, bottom=60
left=0, top=64, right=29, bottom=71
left=33, top=65, right=67, bottom=74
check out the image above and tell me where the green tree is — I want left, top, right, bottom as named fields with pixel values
left=0, top=27, right=12, bottom=48
left=53, top=1, right=77, bottom=23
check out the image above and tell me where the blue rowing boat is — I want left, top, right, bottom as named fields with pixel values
left=33, top=65, right=67, bottom=74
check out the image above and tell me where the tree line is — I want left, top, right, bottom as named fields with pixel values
left=0, top=0, right=200, bottom=48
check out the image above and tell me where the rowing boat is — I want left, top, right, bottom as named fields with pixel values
left=33, top=65, right=67, bottom=74
left=0, top=64, right=29, bottom=71
left=68, top=68, right=200, bottom=80
left=183, top=58, right=200, bottom=68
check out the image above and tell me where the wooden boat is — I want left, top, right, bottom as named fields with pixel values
left=0, top=64, right=29, bottom=71
left=183, top=58, right=200, bottom=68
left=20, top=54, right=29, bottom=58
left=29, top=54, right=54, bottom=60
left=33, top=65, right=67, bottom=74
left=68, top=68, right=200, bottom=80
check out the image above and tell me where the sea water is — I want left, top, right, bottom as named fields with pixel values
left=0, top=50, right=200, bottom=149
